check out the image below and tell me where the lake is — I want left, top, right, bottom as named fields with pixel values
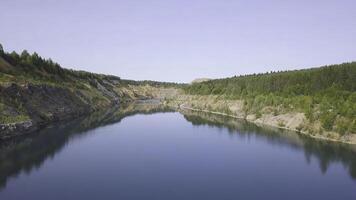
left=0, top=102, right=355, bottom=200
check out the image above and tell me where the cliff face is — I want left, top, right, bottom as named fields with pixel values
left=0, top=83, right=92, bottom=137
left=0, top=82, right=181, bottom=139
left=0, top=50, right=181, bottom=139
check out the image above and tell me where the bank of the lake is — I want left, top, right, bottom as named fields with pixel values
left=164, top=94, right=356, bottom=144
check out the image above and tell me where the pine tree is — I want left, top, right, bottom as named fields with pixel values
left=0, top=43, right=3, bottom=55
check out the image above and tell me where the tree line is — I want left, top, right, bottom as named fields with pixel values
left=184, top=62, right=356, bottom=134
left=0, top=43, right=182, bottom=88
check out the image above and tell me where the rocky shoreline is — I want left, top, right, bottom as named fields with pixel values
left=163, top=94, right=356, bottom=145
left=2, top=87, right=355, bottom=145
left=177, top=105, right=356, bottom=145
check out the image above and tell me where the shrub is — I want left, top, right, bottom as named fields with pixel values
left=277, top=120, right=286, bottom=127
left=296, top=124, right=304, bottom=132
left=349, top=120, right=356, bottom=134
left=335, top=118, right=350, bottom=135
left=273, top=109, right=279, bottom=116
left=320, top=112, right=337, bottom=131
left=255, top=111, right=262, bottom=119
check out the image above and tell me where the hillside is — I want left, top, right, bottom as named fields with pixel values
left=168, top=63, right=356, bottom=143
left=0, top=45, right=180, bottom=138
left=1, top=43, right=355, bottom=143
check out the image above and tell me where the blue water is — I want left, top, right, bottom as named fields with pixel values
left=0, top=107, right=355, bottom=200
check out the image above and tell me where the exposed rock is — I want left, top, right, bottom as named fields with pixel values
left=165, top=94, right=356, bottom=144
left=191, top=78, right=211, bottom=84
left=0, top=120, right=34, bottom=139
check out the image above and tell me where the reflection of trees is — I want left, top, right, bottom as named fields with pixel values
left=181, top=109, right=356, bottom=180
left=0, top=102, right=173, bottom=189
left=1, top=105, right=355, bottom=191
left=302, top=140, right=356, bottom=179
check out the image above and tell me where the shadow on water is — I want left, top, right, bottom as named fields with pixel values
left=0, top=101, right=174, bottom=189
left=0, top=103, right=356, bottom=190
left=180, top=109, right=356, bottom=180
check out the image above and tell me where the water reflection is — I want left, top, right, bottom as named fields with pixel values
left=181, top=109, right=356, bottom=180
left=0, top=102, right=174, bottom=189
left=0, top=103, right=355, bottom=191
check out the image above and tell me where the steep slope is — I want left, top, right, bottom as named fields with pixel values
left=0, top=47, right=180, bottom=139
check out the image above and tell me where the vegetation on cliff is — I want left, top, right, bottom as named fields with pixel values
left=184, top=63, right=356, bottom=136
left=0, top=44, right=180, bottom=129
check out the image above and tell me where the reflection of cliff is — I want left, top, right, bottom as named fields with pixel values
left=181, top=109, right=356, bottom=180
left=0, top=102, right=173, bottom=189
left=1, top=106, right=355, bottom=190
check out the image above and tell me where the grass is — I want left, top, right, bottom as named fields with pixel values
left=0, top=114, right=30, bottom=124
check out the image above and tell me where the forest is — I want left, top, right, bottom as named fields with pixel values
left=184, top=62, right=356, bottom=134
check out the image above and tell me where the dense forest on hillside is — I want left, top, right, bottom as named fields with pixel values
left=184, top=62, right=356, bottom=135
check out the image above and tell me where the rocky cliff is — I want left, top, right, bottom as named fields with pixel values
left=0, top=49, right=180, bottom=139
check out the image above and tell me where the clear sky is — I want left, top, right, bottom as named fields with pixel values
left=1, top=0, right=356, bottom=83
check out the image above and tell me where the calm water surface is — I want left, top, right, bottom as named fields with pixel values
left=0, top=103, right=355, bottom=200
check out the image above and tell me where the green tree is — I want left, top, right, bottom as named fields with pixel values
left=20, top=50, right=30, bottom=58
left=10, top=51, right=20, bottom=62
left=0, top=43, right=3, bottom=55
left=20, top=50, right=31, bottom=64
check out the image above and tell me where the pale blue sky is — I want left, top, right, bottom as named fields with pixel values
left=1, top=0, right=355, bottom=82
